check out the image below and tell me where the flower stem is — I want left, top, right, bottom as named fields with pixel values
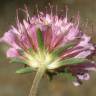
left=28, top=64, right=46, bottom=96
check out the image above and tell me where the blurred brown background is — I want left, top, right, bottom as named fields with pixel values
left=0, top=0, right=96, bottom=96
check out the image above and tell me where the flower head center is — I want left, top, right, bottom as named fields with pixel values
left=26, top=50, right=54, bottom=69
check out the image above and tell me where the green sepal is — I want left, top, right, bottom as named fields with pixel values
left=16, top=67, right=33, bottom=74
left=59, top=58, right=87, bottom=66
left=10, top=58, right=27, bottom=65
left=52, top=42, right=76, bottom=57
left=58, top=72, right=75, bottom=81
left=48, top=58, right=88, bottom=69
left=36, top=28, right=44, bottom=50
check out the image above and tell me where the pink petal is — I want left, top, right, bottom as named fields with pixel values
left=19, top=33, right=32, bottom=49
left=61, top=48, right=85, bottom=59
left=0, top=30, right=19, bottom=49
left=11, top=26, right=20, bottom=35
left=85, top=67, right=96, bottom=71
left=45, top=14, right=52, bottom=24
left=74, top=50, right=92, bottom=58
left=77, top=34, right=94, bottom=50
left=6, top=48, right=19, bottom=58
left=61, top=23, right=73, bottom=33
left=77, top=73, right=90, bottom=81
left=65, top=26, right=79, bottom=41
left=23, top=20, right=29, bottom=29
left=27, top=25, right=38, bottom=49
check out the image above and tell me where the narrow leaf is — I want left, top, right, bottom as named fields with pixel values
left=36, top=28, right=44, bottom=50
left=48, top=58, right=88, bottom=69
left=16, top=67, right=33, bottom=74
left=60, top=58, right=87, bottom=65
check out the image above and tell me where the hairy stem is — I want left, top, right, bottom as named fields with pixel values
left=28, top=64, right=46, bottom=96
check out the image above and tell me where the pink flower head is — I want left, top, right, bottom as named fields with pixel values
left=0, top=7, right=96, bottom=86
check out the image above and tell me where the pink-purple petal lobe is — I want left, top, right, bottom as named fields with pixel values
left=74, top=50, right=92, bottom=58
left=65, top=26, right=79, bottom=41
left=77, top=73, right=90, bottom=80
left=0, top=30, right=19, bottom=49
left=6, top=48, right=19, bottom=58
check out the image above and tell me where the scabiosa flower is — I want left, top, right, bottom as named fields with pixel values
left=0, top=7, right=96, bottom=96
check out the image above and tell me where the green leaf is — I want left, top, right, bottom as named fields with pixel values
left=52, top=42, right=76, bottom=57
left=36, top=28, right=44, bottom=50
left=60, top=58, right=87, bottom=65
left=48, top=58, right=88, bottom=69
left=16, top=67, right=33, bottom=74
left=10, top=58, right=27, bottom=65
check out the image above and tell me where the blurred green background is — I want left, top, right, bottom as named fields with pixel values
left=0, top=0, right=96, bottom=96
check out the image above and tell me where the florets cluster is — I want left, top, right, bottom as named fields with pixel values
left=0, top=8, right=96, bottom=86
